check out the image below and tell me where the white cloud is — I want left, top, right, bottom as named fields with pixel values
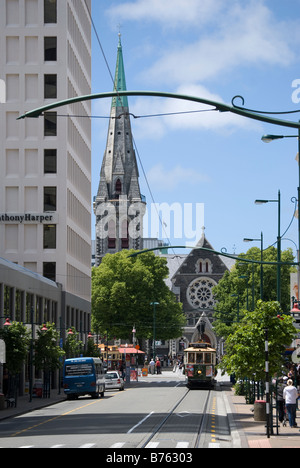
left=130, top=84, right=261, bottom=139
left=107, top=0, right=223, bottom=28
left=140, top=3, right=294, bottom=85
left=107, top=0, right=295, bottom=86
left=147, top=163, right=210, bottom=191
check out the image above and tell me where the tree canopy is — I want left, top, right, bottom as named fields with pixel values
left=92, top=250, right=185, bottom=342
left=213, top=246, right=295, bottom=338
left=0, top=322, right=31, bottom=375
left=218, top=301, right=296, bottom=381
left=34, top=322, right=65, bottom=372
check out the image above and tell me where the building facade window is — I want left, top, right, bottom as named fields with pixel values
left=44, top=0, right=57, bottom=24
left=115, top=178, right=122, bottom=197
left=43, top=224, right=56, bottom=249
left=44, top=149, right=57, bottom=174
left=44, top=186, right=57, bottom=211
left=43, top=262, right=56, bottom=282
left=108, top=218, right=116, bottom=249
left=195, top=258, right=212, bottom=274
left=44, top=74, right=57, bottom=99
left=44, top=37, right=57, bottom=61
left=44, top=112, right=57, bottom=136
left=121, top=219, right=129, bottom=249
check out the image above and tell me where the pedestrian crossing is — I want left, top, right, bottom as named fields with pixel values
left=1, top=440, right=219, bottom=448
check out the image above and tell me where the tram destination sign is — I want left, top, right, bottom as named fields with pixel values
left=0, top=213, right=58, bottom=224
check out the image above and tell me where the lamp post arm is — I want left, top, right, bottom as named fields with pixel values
left=17, top=91, right=300, bottom=130
left=128, top=245, right=298, bottom=267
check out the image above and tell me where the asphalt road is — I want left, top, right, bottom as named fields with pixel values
left=0, top=375, right=235, bottom=449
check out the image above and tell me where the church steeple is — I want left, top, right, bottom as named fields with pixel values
left=93, top=37, right=146, bottom=265
left=111, top=35, right=129, bottom=109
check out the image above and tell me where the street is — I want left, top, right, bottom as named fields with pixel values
left=0, top=372, right=239, bottom=449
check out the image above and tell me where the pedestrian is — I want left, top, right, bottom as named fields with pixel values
left=275, top=377, right=287, bottom=425
left=155, top=358, right=161, bottom=374
left=149, top=358, right=155, bottom=375
left=283, top=379, right=299, bottom=428
left=119, top=363, right=125, bottom=380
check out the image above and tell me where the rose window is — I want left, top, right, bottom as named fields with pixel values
left=187, top=277, right=216, bottom=309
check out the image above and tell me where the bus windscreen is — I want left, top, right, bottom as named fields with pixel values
left=65, top=363, right=93, bottom=376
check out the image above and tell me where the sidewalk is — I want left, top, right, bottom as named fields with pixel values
left=0, top=391, right=66, bottom=421
left=226, top=386, right=300, bottom=448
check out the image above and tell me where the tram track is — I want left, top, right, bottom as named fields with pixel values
left=139, top=388, right=212, bottom=449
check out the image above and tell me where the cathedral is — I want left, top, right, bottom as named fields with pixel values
left=94, top=38, right=232, bottom=356
left=162, top=233, right=232, bottom=357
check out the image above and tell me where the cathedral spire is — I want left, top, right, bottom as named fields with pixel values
left=93, top=37, right=146, bottom=265
left=111, top=34, right=129, bottom=109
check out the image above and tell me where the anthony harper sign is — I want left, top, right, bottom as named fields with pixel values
left=0, top=213, right=58, bottom=224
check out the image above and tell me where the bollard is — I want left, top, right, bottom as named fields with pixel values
left=254, top=400, right=266, bottom=421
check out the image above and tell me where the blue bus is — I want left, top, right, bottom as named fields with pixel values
left=63, top=357, right=105, bottom=400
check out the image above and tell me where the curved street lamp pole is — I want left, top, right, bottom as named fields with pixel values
left=255, top=192, right=281, bottom=305
left=17, top=92, right=300, bottom=130
left=262, top=125, right=300, bottom=301
left=150, top=302, right=159, bottom=361
left=244, top=232, right=264, bottom=300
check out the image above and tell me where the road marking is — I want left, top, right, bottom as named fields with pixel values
left=145, top=442, right=159, bottom=448
left=176, top=442, right=189, bottom=448
left=11, top=398, right=109, bottom=438
left=80, top=443, right=96, bottom=448
left=110, top=442, right=126, bottom=448
left=209, top=442, right=220, bottom=448
left=127, top=411, right=154, bottom=434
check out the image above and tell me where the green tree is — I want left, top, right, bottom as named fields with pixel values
left=213, top=246, right=295, bottom=338
left=86, top=335, right=99, bottom=357
left=34, top=322, right=65, bottom=397
left=92, top=250, right=185, bottom=342
left=0, top=322, right=30, bottom=376
left=218, top=301, right=296, bottom=381
left=34, top=322, right=65, bottom=372
left=63, top=326, right=83, bottom=358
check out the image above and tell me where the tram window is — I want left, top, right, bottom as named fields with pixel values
left=189, top=353, right=195, bottom=363
left=204, top=353, right=211, bottom=364
left=196, top=353, right=203, bottom=363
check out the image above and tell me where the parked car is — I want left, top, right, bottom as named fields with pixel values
left=105, top=371, right=125, bottom=391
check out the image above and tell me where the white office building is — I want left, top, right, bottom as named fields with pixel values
left=0, top=0, right=92, bottom=334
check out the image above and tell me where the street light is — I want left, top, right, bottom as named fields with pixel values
left=150, top=302, right=159, bottom=361
left=3, top=318, right=11, bottom=327
left=291, top=300, right=300, bottom=320
left=132, top=326, right=136, bottom=347
left=255, top=191, right=281, bottom=305
left=243, top=232, right=264, bottom=300
left=262, top=134, right=297, bottom=143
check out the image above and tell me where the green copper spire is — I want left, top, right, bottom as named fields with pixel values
left=111, top=35, right=129, bottom=108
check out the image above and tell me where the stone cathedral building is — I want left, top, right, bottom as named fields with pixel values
left=93, top=37, right=146, bottom=266
left=164, top=233, right=232, bottom=357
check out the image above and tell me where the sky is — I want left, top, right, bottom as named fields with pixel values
left=90, top=0, right=300, bottom=259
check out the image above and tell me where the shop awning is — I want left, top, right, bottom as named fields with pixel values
left=119, top=347, right=145, bottom=354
